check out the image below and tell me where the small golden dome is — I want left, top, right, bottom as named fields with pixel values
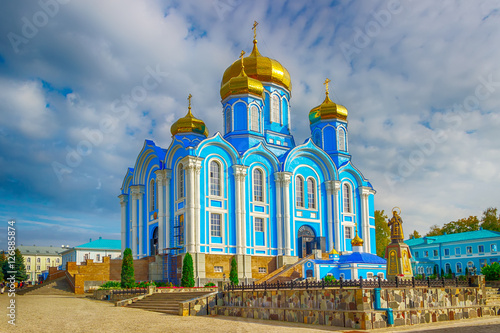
left=329, top=247, right=339, bottom=255
left=309, top=79, right=348, bottom=124
left=351, top=225, right=364, bottom=247
left=170, top=94, right=208, bottom=137
left=221, top=39, right=292, bottom=93
left=220, top=50, right=264, bottom=100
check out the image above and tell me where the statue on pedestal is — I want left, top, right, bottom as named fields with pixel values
left=384, top=207, right=413, bottom=280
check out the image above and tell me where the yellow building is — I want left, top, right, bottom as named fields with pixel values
left=18, top=245, right=63, bottom=282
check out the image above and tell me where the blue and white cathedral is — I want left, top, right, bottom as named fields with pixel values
left=120, top=27, right=377, bottom=284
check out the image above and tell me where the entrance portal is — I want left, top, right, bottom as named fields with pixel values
left=150, top=227, right=158, bottom=255
left=297, top=225, right=316, bottom=258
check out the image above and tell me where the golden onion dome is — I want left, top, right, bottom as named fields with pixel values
left=309, top=78, right=348, bottom=124
left=221, top=39, right=292, bottom=94
left=170, top=94, right=208, bottom=137
left=351, top=226, right=364, bottom=247
left=220, top=50, right=264, bottom=100
left=329, top=247, right=339, bottom=255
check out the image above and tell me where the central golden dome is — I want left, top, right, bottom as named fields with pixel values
left=221, top=39, right=292, bottom=94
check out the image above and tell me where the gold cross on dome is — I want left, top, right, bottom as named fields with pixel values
left=187, top=93, right=192, bottom=109
left=240, top=50, right=245, bottom=67
left=252, top=21, right=258, bottom=40
left=324, top=78, right=331, bottom=95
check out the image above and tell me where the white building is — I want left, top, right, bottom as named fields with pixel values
left=61, top=237, right=121, bottom=269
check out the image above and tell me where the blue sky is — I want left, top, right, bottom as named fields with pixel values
left=0, top=0, right=499, bottom=249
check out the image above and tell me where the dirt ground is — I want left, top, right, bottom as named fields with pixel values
left=1, top=294, right=500, bottom=333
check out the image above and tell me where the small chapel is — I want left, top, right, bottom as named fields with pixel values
left=119, top=23, right=381, bottom=285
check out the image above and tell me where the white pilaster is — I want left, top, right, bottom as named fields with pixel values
left=137, top=185, right=145, bottom=258
left=182, top=156, right=203, bottom=254
left=164, top=169, right=172, bottom=251
left=119, top=194, right=129, bottom=255
left=282, top=172, right=292, bottom=256
left=273, top=173, right=283, bottom=255
left=325, top=181, right=334, bottom=252
left=233, top=165, right=248, bottom=255
left=194, top=163, right=202, bottom=254
left=130, top=185, right=144, bottom=259
left=154, top=169, right=168, bottom=253
left=332, top=181, right=341, bottom=252
left=360, top=187, right=372, bottom=253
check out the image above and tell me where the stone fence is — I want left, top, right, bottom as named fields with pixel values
left=216, top=275, right=499, bottom=330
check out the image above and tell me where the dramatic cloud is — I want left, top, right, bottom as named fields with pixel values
left=0, top=0, right=499, bottom=248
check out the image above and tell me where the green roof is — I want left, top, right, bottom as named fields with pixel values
left=75, top=238, right=121, bottom=251
left=405, top=229, right=500, bottom=247
left=18, top=245, right=64, bottom=256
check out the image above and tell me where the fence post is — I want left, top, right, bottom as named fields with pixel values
left=441, top=276, right=445, bottom=287
left=340, top=276, right=343, bottom=289
left=455, top=277, right=459, bottom=287
left=253, top=281, right=255, bottom=291
left=395, top=277, right=399, bottom=288
left=264, top=281, right=267, bottom=291
left=427, top=276, right=431, bottom=287
left=306, top=279, right=309, bottom=290
left=322, top=279, right=325, bottom=289
left=291, top=280, right=294, bottom=290
left=360, top=276, right=363, bottom=289
left=378, top=275, right=382, bottom=288
left=412, top=276, right=415, bottom=288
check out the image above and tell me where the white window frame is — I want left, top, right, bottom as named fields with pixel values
left=343, top=182, right=352, bottom=213
left=250, top=104, right=259, bottom=132
left=467, top=261, right=474, bottom=270
left=253, top=168, right=264, bottom=202
left=255, top=217, right=264, bottom=232
left=225, top=107, right=231, bottom=134
left=271, top=93, right=280, bottom=124
left=345, top=226, right=352, bottom=239
left=150, top=179, right=156, bottom=211
left=338, top=127, right=346, bottom=151
left=445, top=263, right=451, bottom=273
left=466, top=246, right=472, bottom=254
left=478, top=245, right=484, bottom=253
left=427, top=266, right=433, bottom=275
left=258, top=267, right=266, bottom=274
left=414, top=251, right=419, bottom=258
left=433, top=249, right=438, bottom=257
left=456, top=262, right=462, bottom=273
left=295, top=176, right=304, bottom=208
left=367, top=273, right=374, bottom=279
left=214, top=266, right=223, bottom=273
left=455, top=247, right=460, bottom=255
left=210, top=213, right=222, bottom=237
left=491, top=244, right=498, bottom=252
left=209, top=160, right=222, bottom=197
left=424, top=251, right=428, bottom=257
left=307, top=177, right=316, bottom=209
left=444, top=248, right=450, bottom=256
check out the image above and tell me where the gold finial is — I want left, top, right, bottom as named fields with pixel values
left=252, top=21, right=258, bottom=41
left=351, top=224, right=364, bottom=247
left=187, top=93, right=192, bottom=113
left=240, top=50, right=245, bottom=68
left=324, top=78, right=331, bottom=96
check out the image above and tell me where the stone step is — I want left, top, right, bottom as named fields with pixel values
left=128, top=304, right=178, bottom=310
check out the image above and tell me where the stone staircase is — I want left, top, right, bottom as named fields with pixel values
left=126, top=291, right=213, bottom=315
left=255, top=254, right=315, bottom=284
left=485, top=287, right=500, bottom=307
left=17, top=277, right=74, bottom=296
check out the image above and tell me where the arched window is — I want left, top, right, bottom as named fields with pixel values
left=427, top=266, right=432, bottom=275
left=418, top=267, right=424, bottom=274
left=456, top=262, right=462, bottom=273
left=178, top=164, right=184, bottom=199
left=343, top=183, right=352, bottom=213
left=210, top=161, right=221, bottom=196
left=225, top=107, right=231, bottom=134
left=271, top=94, right=280, bottom=124
left=250, top=105, right=259, bottom=132
left=253, top=169, right=263, bottom=202
left=150, top=179, right=156, bottom=210
left=296, top=176, right=304, bottom=207
left=445, top=263, right=451, bottom=274
left=467, top=261, right=474, bottom=270
left=307, top=178, right=316, bottom=209
left=338, top=127, right=346, bottom=151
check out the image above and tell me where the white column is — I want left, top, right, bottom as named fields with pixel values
left=119, top=194, right=129, bottom=254
left=183, top=156, right=202, bottom=254
left=325, top=181, right=334, bottom=252
left=194, top=163, right=202, bottom=253
left=282, top=172, right=292, bottom=256
left=155, top=170, right=166, bottom=254
left=273, top=173, right=283, bottom=255
left=233, top=165, right=248, bottom=255
left=164, top=169, right=172, bottom=251
left=360, top=187, right=371, bottom=253
left=332, top=181, right=341, bottom=252
left=137, top=185, right=145, bottom=258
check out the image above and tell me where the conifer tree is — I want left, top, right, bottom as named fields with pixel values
left=121, top=248, right=135, bottom=288
left=181, top=253, right=195, bottom=287
left=229, top=257, right=238, bottom=285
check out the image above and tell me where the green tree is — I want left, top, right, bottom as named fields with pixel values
left=426, top=224, right=443, bottom=236
left=181, top=253, right=195, bottom=287
left=2, top=249, right=28, bottom=282
left=0, top=251, right=6, bottom=281
left=409, top=230, right=421, bottom=239
left=229, top=257, right=239, bottom=285
left=375, top=210, right=390, bottom=257
left=120, top=248, right=135, bottom=288
left=480, top=207, right=500, bottom=232
left=441, top=216, right=480, bottom=234
left=481, top=262, right=500, bottom=281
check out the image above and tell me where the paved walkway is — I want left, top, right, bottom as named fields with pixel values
left=1, top=294, right=499, bottom=333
